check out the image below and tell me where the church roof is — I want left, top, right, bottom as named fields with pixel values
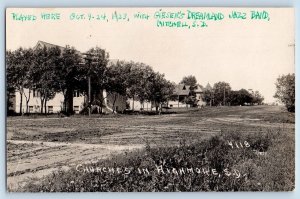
left=205, top=83, right=213, bottom=90
left=33, top=40, right=67, bottom=53
left=173, top=84, right=190, bottom=96
left=194, top=84, right=205, bottom=93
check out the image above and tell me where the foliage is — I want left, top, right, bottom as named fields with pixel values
left=106, top=61, right=131, bottom=112
left=55, top=46, right=83, bottom=114
left=134, top=63, right=155, bottom=105
left=212, top=82, right=231, bottom=106
left=106, top=61, right=129, bottom=96
left=202, top=89, right=213, bottom=106
left=7, top=43, right=268, bottom=115
left=201, top=82, right=264, bottom=107
left=250, top=91, right=264, bottom=105
left=84, top=47, right=110, bottom=90
left=229, top=89, right=252, bottom=106
left=6, top=47, right=34, bottom=113
left=147, top=73, right=175, bottom=112
left=106, top=60, right=174, bottom=113
left=81, top=47, right=110, bottom=112
left=180, top=75, right=197, bottom=88
left=31, top=46, right=62, bottom=113
left=6, top=43, right=175, bottom=115
left=274, top=73, right=295, bottom=112
left=183, top=94, right=198, bottom=107
left=123, top=61, right=153, bottom=106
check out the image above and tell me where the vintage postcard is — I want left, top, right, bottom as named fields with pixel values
left=6, top=8, right=295, bottom=192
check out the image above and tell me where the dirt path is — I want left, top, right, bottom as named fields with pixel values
left=7, top=140, right=144, bottom=190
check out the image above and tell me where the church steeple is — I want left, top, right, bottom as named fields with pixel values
left=205, top=83, right=212, bottom=90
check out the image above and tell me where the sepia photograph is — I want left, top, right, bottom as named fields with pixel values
left=6, top=7, right=295, bottom=192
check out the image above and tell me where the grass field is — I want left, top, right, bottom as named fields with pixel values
left=6, top=105, right=295, bottom=191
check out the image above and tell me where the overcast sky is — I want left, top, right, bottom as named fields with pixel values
left=6, top=8, right=294, bottom=103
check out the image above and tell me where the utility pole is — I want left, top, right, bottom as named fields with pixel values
left=82, top=53, right=93, bottom=117
left=81, top=51, right=106, bottom=116
left=88, top=75, right=91, bottom=117
left=288, top=43, right=295, bottom=65
left=223, top=86, right=226, bottom=106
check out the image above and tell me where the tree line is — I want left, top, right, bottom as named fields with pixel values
left=179, top=75, right=265, bottom=107
left=6, top=45, right=174, bottom=115
left=179, top=74, right=295, bottom=113
left=7, top=45, right=294, bottom=115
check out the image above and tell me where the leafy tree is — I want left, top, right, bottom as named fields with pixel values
left=55, top=46, right=82, bottom=115
left=6, top=48, right=34, bottom=114
left=106, top=61, right=130, bottom=113
left=135, top=63, right=155, bottom=110
left=120, top=61, right=153, bottom=111
left=107, top=61, right=175, bottom=113
left=124, top=61, right=144, bottom=111
left=148, top=73, right=174, bottom=113
left=31, top=46, right=62, bottom=114
left=107, top=61, right=156, bottom=112
left=229, top=89, right=253, bottom=106
left=202, top=89, right=214, bottom=106
left=213, top=82, right=231, bottom=106
left=250, top=90, right=264, bottom=105
left=180, top=75, right=197, bottom=88
left=183, top=95, right=198, bottom=107
left=82, top=47, right=110, bottom=113
left=274, top=73, right=295, bottom=112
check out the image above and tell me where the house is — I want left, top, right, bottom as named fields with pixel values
left=11, top=41, right=127, bottom=114
left=169, top=84, right=191, bottom=108
left=127, top=99, right=152, bottom=111
left=168, top=83, right=207, bottom=108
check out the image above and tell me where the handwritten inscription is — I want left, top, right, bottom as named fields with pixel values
left=11, top=9, right=271, bottom=28
left=251, top=11, right=270, bottom=21
left=41, top=12, right=60, bottom=20
left=187, top=10, right=224, bottom=20
left=227, top=140, right=268, bottom=156
left=70, top=13, right=85, bottom=20
left=134, top=12, right=150, bottom=20
left=112, top=11, right=129, bottom=22
left=11, top=13, right=37, bottom=21
left=76, top=164, right=244, bottom=179
left=227, top=141, right=251, bottom=149
left=229, top=11, right=247, bottom=19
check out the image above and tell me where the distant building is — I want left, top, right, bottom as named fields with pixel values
left=127, top=99, right=152, bottom=111
left=169, top=84, right=207, bottom=108
left=205, top=83, right=212, bottom=91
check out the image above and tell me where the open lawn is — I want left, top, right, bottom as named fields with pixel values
left=6, top=105, right=295, bottom=191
